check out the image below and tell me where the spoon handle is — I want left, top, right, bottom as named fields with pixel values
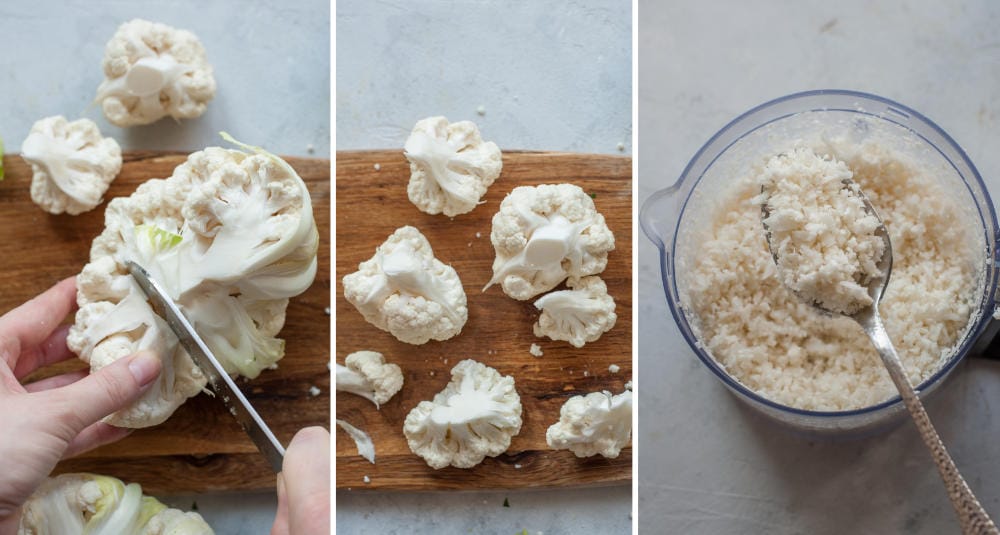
left=863, top=313, right=998, bottom=535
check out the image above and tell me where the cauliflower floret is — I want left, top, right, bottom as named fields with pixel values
left=95, top=19, right=216, bottom=127
left=67, top=137, right=318, bottom=428
left=21, top=116, right=122, bottom=215
left=18, top=473, right=213, bottom=534
left=343, top=226, right=468, bottom=345
left=546, top=390, right=632, bottom=458
left=533, top=276, right=617, bottom=347
left=485, top=184, right=615, bottom=300
left=335, top=350, right=404, bottom=408
left=403, top=359, right=522, bottom=469
left=404, top=116, right=502, bottom=217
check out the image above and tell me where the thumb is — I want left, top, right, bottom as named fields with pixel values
left=45, top=351, right=161, bottom=433
left=282, top=427, right=330, bottom=535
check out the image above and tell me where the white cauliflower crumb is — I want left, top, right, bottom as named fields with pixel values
left=529, top=343, right=544, bottom=357
left=306, top=143, right=315, bottom=153
left=609, top=364, right=620, bottom=373
left=343, top=226, right=468, bottom=344
left=617, top=142, right=625, bottom=152
left=514, top=463, right=522, bottom=469
left=324, top=306, right=331, bottom=315
left=21, top=116, right=122, bottom=215
left=624, top=380, right=633, bottom=391
left=308, top=385, right=321, bottom=397
left=476, top=232, right=481, bottom=238
left=404, top=116, right=502, bottom=217
left=96, top=19, right=216, bottom=126
left=758, top=147, right=885, bottom=314
left=486, top=184, right=615, bottom=300
left=547, top=390, right=632, bottom=458
left=363, top=475, right=371, bottom=484
left=373, top=163, right=381, bottom=171
left=476, top=105, right=486, bottom=116
left=533, top=276, right=617, bottom=347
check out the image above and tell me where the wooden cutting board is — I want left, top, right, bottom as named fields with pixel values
left=336, top=150, right=632, bottom=490
left=0, top=151, right=331, bottom=495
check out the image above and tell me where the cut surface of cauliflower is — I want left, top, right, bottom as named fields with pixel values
left=21, top=116, right=122, bottom=215
left=403, top=359, right=521, bottom=469
left=96, top=19, right=216, bottom=127
left=336, top=419, right=376, bottom=464
left=342, top=226, right=467, bottom=345
left=404, top=116, right=502, bottom=217
left=546, top=390, right=632, bottom=458
left=533, top=276, right=617, bottom=347
left=66, top=138, right=318, bottom=428
left=18, top=473, right=213, bottom=535
left=486, top=184, right=615, bottom=300
left=335, top=350, right=404, bottom=408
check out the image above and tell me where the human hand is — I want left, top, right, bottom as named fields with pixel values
left=0, top=277, right=162, bottom=533
left=272, top=426, right=331, bottom=535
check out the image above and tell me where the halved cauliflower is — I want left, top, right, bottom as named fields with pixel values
left=485, top=184, right=615, bottom=300
left=66, top=137, right=318, bottom=428
left=335, top=350, right=404, bottom=408
left=18, top=473, right=213, bottom=534
left=546, top=389, right=632, bottom=458
left=96, top=19, right=216, bottom=127
left=21, top=116, right=122, bottom=215
left=403, top=359, right=522, bottom=469
left=404, top=116, right=502, bottom=217
left=342, top=226, right=467, bottom=345
left=534, top=276, right=617, bottom=347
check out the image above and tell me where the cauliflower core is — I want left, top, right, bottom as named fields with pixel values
left=96, top=19, right=216, bottom=127
left=404, top=116, right=502, bottom=217
left=547, top=390, right=632, bottom=458
left=534, top=276, right=617, bottom=347
left=67, top=140, right=318, bottom=428
left=403, top=359, right=522, bottom=469
left=759, top=147, right=886, bottom=314
left=486, top=184, right=615, bottom=300
left=21, top=116, right=122, bottom=215
left=335, top=350, right=404, bottom=408
left=19, top=473, right=213, bottom=534
left=343, top=226, right=468, bottom=345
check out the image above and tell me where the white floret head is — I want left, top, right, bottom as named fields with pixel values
left=546, top=389, right=632, bottom=458
left=342, top=226, right=468, bottom=345
left=533, top=276, right=617, bottom=347
left=403, top=359, right=522, bottom=469
left=404, top=116, right=502, bottom=217
left=336, top=350, right=404, bottom=407
left=96, top=19, right=216, bottom=126
left=486, top=183, right=615, bottom=300
left=21, top=116, right=122, bottom=215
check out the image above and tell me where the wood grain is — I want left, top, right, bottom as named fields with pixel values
left=335, top=150, right=632, bottom=490
left=0, top=152, right=331, bottom=495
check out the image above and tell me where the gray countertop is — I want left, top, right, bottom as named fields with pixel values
left=336, top=1, right=632, bottom=533
left=638, top=0, right=1000, bottom=533
left=1, top=1, right=329, bottom=534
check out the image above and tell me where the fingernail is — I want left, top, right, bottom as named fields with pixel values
left=128, top=352, right=161, bottom=386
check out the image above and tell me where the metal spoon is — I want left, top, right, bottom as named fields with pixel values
left=762, top=179, right=999, bottom=535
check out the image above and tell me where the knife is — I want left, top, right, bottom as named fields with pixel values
left=126, top=260, right=286, bottom=473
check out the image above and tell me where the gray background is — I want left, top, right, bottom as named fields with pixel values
left=336, top=0, right=632, bottom=533
left=639, top=1, right=1000, bottom=534
left=0, top=1, right=329, bottom=534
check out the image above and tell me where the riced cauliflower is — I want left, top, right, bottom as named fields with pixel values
left=18, top=473, right=212, bottom=535
left=96, top=19, right=216, bottom=127
left=21, top=116, right=122, bottom=215
left=404, top=116, right=502, bottom=217
left=546, top=390, right=632, bottom=458
left=66, top=135, right=318, bottom=428
left=342, top=226, right=468, bottom=345
left=533, top=276, right=617, bottom=347
left=403, top=359, right=522, bottom=469
left=485, top=184, right=615, bottom=300
left=335, top=350, right=404, bottom=408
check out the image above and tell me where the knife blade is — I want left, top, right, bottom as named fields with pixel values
left=125, top=260, right=286, bottom=473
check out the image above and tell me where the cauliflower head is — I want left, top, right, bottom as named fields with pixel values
left=18, top=473, right=213, bottom=535
left=335, top=350, right=404, bottom=408
left=66, top=137, right=318, bottom=428
left=546, top=390, right=632, bottom=458
left=403, top=359, right=522, bottom=469
left=342, top=226, right=467, bottom=345
left=21, top=116, right=122, bottom=215
left=404, top=116, right=502, bottom=217
left=485, top=184, right=615, bottom=300
left=533, top=276, right=617, bottom=347
left=96, top=19, right=216, bottom=127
